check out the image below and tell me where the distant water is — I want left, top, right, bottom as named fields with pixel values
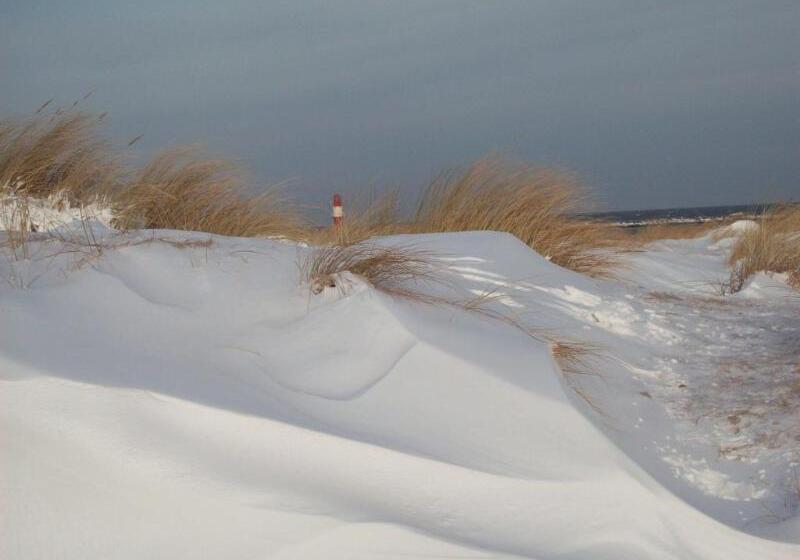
left=585, top=204, right=770, bottom=227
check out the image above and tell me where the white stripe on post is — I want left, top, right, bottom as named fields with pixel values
left=332, top=193, right=343, bottom=226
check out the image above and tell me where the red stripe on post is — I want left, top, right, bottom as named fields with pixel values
left=332, top=193, right=343, bottom=226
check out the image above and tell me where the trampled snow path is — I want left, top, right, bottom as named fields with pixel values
left=1, top=222, right=799, bottom=559
left=642, top=290, right=799, bottom=465
left=587, top=237, right=800, bottom=535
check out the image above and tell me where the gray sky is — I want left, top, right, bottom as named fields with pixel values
left=1, top=0, right=798, bottom=212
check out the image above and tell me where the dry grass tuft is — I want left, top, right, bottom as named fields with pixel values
left=0, top=112, right=120, bottom=203
left=790, top=270, right=800, bottom=290
left=0, top=113, right=628, bottom=275
left=113, top=147, right=304, bottom=238
left=0, top=187, right=34, bottom=261
left=412, top=156, right=617, bottom=276
left=551, top=340, right=603, bottom=375
left=728, top=205, right=800, bottom=292
left=302, top=242, right=438, bottom=297
left=1, top=112, right=304, bottom=240
left=644, top=290, right=683, bottom=302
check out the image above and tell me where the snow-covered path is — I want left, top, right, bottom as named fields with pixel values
left=608, top=239, right=800, bottom=535
left=640, top=287, right=799, bottom=464
left=2, top=225, right=798, bottom=559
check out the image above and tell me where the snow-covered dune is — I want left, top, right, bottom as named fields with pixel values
left=2, top=227, right=798, bottom=559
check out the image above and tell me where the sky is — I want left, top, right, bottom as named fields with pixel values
left=1, top=0, right=798, bottom=213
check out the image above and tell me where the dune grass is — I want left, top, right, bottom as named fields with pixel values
left=112, top=147, right=303, bottom=238
left=0, top=111, right=304, bottom=239
left=305, top=159, right=623, bottom=280
left=728, top=206, right=800, bottom=291
left=12, top=108, right=798, bottom=295
left=0, top=112, right=119, bottom=203
left=0, top=188, right=33, bottom=261
left=412, top=156, right=618, bottom=277
left=0, top=111, right=114, bottom=269
left=2, top=111, right=626, bottom=278
left=302, top=242, right=438, bottom=298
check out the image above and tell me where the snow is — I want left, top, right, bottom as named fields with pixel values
left=717, top=219, right=760, bottom=237
left=1, top=220, right=799, bottom=559
left=0, top=189, right=115, bottom=233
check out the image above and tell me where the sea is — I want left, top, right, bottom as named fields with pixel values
left=585, top=204, right=772, bottom=227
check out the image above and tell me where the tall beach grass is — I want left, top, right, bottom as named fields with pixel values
left=0, top=111, right=303, bottom=239
left=412, top=156, right=618, bottom=276
left=6, top=108, right=795, bottom=292
left=729, top=206, right=800, bottom=291
left=112, top=147, right=303, bottom=238
left=0, top=112, right=119, bottom=203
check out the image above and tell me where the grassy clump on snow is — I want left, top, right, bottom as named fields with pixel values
left=411, top=156, right=618, bottom=277
left=0, top=111, right=303, bottom=241
left=302, top=242, right=438, bottom=298
left=112, top=147, right=303, bottom=238
left=729, top=205, right=800, bottom=291
left=0, top=112, right=116, bottom=266
left=10, top=107, right=800, bottom=297
left=0, top=112, right=119, bottom=203
left=4, top=111, right=622, bottom=277
left=310, top=161, right=621, bottom=281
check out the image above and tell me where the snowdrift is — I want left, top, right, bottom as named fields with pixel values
left=2, top=225, right=798, bottom=559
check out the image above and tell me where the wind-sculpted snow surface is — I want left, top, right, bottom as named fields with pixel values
left=1, top=227, right=798, bottom=559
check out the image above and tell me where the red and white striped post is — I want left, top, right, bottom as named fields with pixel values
left=332, top=193, right=343, bottom=227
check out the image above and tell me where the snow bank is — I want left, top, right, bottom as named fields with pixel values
left=1, top=228, right=798, bottom=559
left=711, top=219, right=760, bottom=240
left=0, top=189, right=114, bottom=232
